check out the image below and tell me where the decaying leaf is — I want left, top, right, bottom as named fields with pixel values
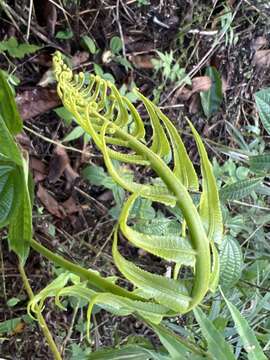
left=48, top=145, right=79, bottom=187
left=48, top=145, right=70, bottom=183
left=252, top=36, right=268, bottom=52
left=16, top=88, right=61, bottom=120
left=37, top=184, right=64, bottom=218
left=62, top=196, right=79, bottom=215
left=129, top=54, right=156, bottom=69
left=173, top=76, right=212, bottom=104
left=30, top=157, right=48, bottom=182
left=191, top=76, right=212, bottom=94
left=253, top=49, right=270, bottom=68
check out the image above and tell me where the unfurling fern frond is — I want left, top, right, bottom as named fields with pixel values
left=52, top=52, right=223, bottom=316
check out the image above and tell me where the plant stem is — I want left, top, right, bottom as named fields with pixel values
left=29, top=238, right=141, bottom=301
left=18, top=261, right=62, bottom=360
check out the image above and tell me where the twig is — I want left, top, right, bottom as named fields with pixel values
left=18, top=261, right=62, bottom=360
left=26, top=0, right=33, bottom=40
left=23, top=125, right=95, bottom=158
left=116, top=0, right=126, bottom=58
left=60, top=302, right=79, bottom=355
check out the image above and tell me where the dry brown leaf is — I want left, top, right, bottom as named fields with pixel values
left=252, top=36, right=268, bottom=52
left=172, top=76, right=212, bottom=104
left=62, top=196, right=79, bottom=215
left=64, top=164, right=79, bottom=190
left=12, top=322, right=26, bottom=335
left=16, top=88, right=61, bottom=120
left=189, top=93, right=201, bottom=114
left=129, top=54, right=156, bottom=69
left=30, top=157, right=48, bottom=183
left=191, top=76, right=212, bottom=94
left=253, top=49, right=270, bottom=68
left=48, top=146, right=70, bottom=183
left=48, top=146, right=79, bottom=188
left=172, top=87, right=192, bottom=104
left=71, top=51, right=90, bottom=67
left=15, top=132, right=33, bottom=152
left=37, top=184, right=64, bottom=218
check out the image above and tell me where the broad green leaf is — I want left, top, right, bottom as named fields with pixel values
left=150, top=323, right=200, bottom=359
left=220, top=236, right=243, bottom=289
left=193, top=307, right=235, bottom=360
left=0, top=70, right=22, bottom=135
left=0, top=162, right=21, bottom=227
left=249, top=154, right=270, bottom=172
left=8, top=157, right=32, bottom=264
left=255, top=88, right=270, bottom=135
left=0, top=317, right=22, bottom=334
left=82, top=164, right=109, bottom=186
left=56, top=29, right=74, bottom=40
left=54, top=106, right=74, bottom=125
left=110, top=36, right=122, bottom=54
left=200, top=66, right=222, bottom=118
left=7, top=297, right=21, bottom=307
left=81, top=35, right=97, bottom=54
left=62, top=126, right=85, bottom=142
left=0, top=115, right=22, bottom=165
left=221, top=291, right=267, bottom=360
left=220, top=178, right=263, bottom=201
left=88, top=345, right=159, bottom=360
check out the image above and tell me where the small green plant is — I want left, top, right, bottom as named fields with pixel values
left=0, top=37, right=40, bottom=58
left=152, top=50, right=191, bottom=85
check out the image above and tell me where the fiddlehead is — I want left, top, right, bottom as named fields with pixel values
left=53, top=52, right=223, bottom=314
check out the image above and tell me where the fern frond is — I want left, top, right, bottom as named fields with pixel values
left=53, top=52, right=223, bottom=314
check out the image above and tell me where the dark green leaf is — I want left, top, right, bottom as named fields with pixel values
left=193, top=307, right=235, bottom=360
left=8, top=159, right=32, bottom=264
left=0, top=114, right=22, bottom=165
left=62, top=126, right=85, bottom=142
left=54, top=107, right=74, bottom=126
left=0, top=162, right=21, bottom=227
left=200, top=66, right=222, bottom=118
left=56, top=29, right=74, bottom=40
left=110, top=36, right=122, bottom=54
left=82, top=165, right=108, bottom=186
left=150, top=323, right=195, bottom=359
left=255, top=88, right=270, bottom=135
left=249, top=154, right=270, bottom=172
left=0, top=70, right=22, bottom=135
left=222, top=291, right=267, bottom=360
left=88, top=344, right=159, bottom=359
left=220, top=178, right=263, bottom=201
left=220, top=236, right=243, bottom=289
left=81, top=35, right=97, bottom=54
